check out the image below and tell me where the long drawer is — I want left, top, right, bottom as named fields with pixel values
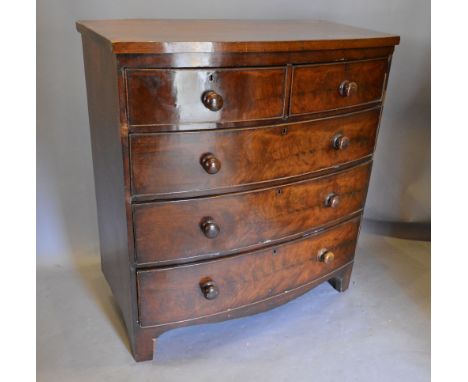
left=130, top=108, right=380, bottom=198
left=133, top=161, right=371, bottom=265
left=137, top=217, right=361, bottom=327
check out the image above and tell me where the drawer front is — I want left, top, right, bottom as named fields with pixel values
left=137, top=217, right=361, bottom=327
left=290, top=59, right=387, bottom=115
left=130, top=109, right=379, bottom=197
left=133, top=162, right=371, bottom=265
left=126, top=67, right=287, bottom=126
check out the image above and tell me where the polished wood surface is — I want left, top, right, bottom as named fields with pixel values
left=290, top=59, right=388, bottom=115
left=79, top=29, right=139, bottom=354
left=137, top=217, right=360, bottom=327
left=77, top=19, right=399, bottom=361
left=76, top=19, right=400, bottom=54
left=133, top=162, right=371, bottom=265
left=117, top=47, right=395, bottom=71
left=133, top=261, right=354, bottom=361
left=126, top=67, right=286, bottom=125
left=130, top=108, right=380, bottom=198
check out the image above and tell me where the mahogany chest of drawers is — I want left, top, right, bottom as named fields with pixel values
left=76, top=19, right=399, bottom=361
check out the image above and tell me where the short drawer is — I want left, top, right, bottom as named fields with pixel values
left=130, top=108, right=380, bottom=198
left=137, top=217, right=360, bottom=327
left=290, top=59, right=388, bottom=115
left=133, top=162, right=371, bottom=265
left=126, top=67, right=287, bottom=126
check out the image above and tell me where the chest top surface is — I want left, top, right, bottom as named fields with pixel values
left=75, top=19, right=400, bottom=54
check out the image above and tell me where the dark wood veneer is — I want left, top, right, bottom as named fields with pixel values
left=132, top=261, right=355, bottom=361
left=76, top=19, right=400, bottom=54
left=126, top=67, right=287, bottom=126
left=116, top=48, right=394, bottom=71
left=133, top=162, right=371, bottom=265
left=77, top=19, right=399, bottom=361
left=290, top=59, right=388, bottom=115
left=130, top=108, right=380, bottom=198
left=137, top=217, right=361, bottom=327
left=79, top=29, right=139, bottom=356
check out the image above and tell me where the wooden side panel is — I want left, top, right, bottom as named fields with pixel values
left=290, top=59, right=388, bottom=115
left=133, top=162, right=371, bottom=265
left=130, top=108, right=380, bottom=197
left=137, top=217, right=361, bottom=327
left=80, top=34, right=136, bottom=344
left=126, top=67, right=287, bottom=125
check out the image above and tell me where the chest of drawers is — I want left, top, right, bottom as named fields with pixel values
left=76, top=19, right=399, bottom=361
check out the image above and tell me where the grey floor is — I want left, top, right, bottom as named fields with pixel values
left=37, top=230, right=430, bottom=382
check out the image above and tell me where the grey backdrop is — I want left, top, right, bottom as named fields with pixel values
left=37, top=0, right=430, bottom=260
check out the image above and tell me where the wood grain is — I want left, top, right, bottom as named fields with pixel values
left=133, top=162, right=372, bottom=265
left=76, top=19, right=400, bottom=54
left=116, top=47, right=395, bottom=71
left=130, top=108, right=380, bottom=198
left=79, top=29, right=138, bottom=352
left=126, top=67, right=286, bottom=126
left=137, top=217, right=361, bottom=327
left=77, top=19, right=399, bottom=361
left=133, top=261, right=355, bottom=361
left=290, top=59, right=388, bottom=115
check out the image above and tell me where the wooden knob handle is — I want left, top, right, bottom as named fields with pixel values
left=200, top=217, right=220, bottom=239
left=202, top=90, right=224, bottom=111
left=200, top=153, right=221, bottom=174
left=318, top=249, right=335, bottom=264
left=333, top=134, right=350, bottom=150
left=200, top=280, right=219, bottom=300
left=325, top=193, right=340, bottom=208
left=339, top=80, right=358, bottom=97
